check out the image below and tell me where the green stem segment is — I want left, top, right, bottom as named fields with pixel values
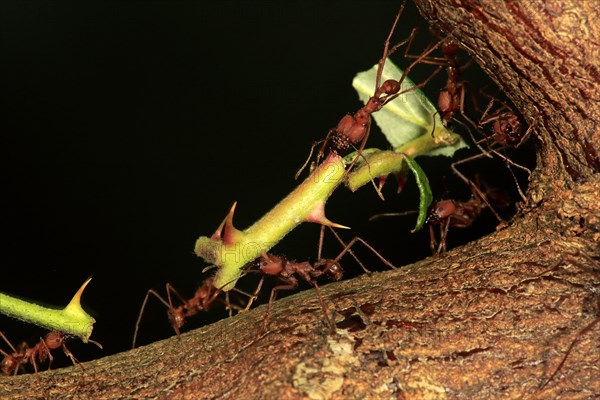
left=0, top=278, right=96, bottom=342
left=195, top=153, right=347, bottom=291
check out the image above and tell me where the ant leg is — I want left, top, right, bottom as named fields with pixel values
left=0, top=331, right=18, bottom=354
left=239, top=276, right=265, bottom=313
left=309, top=281, right=336, bottom=334
left=132, top=288, right=177, bottom=349
left=40, top=337, right=54, bottom=372
left=450, top=158, right=506, bottom=223
left=429, top=224, right=438, bottom=255
left=261, top=283, right=297, bottom=334
left=31, top=356, right=41, bottom=386
left=294, top=139, right=320, bottom=179
left=327, top=226, right=397, bottom=271
left=491, top=149, right=529, bottom=202
left=375, top=0, right=406, bottom=88
left=165, top=283, right=188, bottom=311
left=318, top=224, right=326, bottom=260
left=60, top=343, right=79, bottom=367
left=437, top=217, right=452, bottom=254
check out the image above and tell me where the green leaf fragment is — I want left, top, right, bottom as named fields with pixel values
left=352, top=58, right=468, bottom=157
left=401, top=155, right=432, bottom=232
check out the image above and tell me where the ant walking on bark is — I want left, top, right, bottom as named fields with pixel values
left=132, top=275, right=257, bottom=348
left=454, top=90, right=538, bottom=203
left=256, top=226, right=396, bottom=333
left=426, top=175, right=510, bottom=254
left=256, top=254, right=342, bottom=334
left=0, top=330, right=100, bottom=379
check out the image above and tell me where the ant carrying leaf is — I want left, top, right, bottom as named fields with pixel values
left=352, top=58, right=468, bottom=157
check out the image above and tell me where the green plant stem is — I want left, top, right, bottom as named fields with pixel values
left=346, top=126, right=463, bottom=192
left=0, top=278, right=95, bottom=342
left=195, top=153, right=347, bottom=291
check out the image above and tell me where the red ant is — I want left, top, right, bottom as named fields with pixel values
left=298, top=3, right=443, bottom=180
left=256, top=254, right=342, bottom=334
left=426, top=175, right=510, bottom=254
left=132, top=275, right=257, bottom=348
left=0, top=330, right=100, bottom=378
left=436, top=40, right=467, bottom=125
left=402, top=27, right=472, bottom=128
left=453, top=93, right=538, bottom=202
left=256, top=226, right=397, bottom=333
left=404, top=34, right=521, bottom=221
left=406, top=34, right=534, bottom=207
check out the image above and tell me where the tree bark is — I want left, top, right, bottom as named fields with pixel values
left=2, top=1, right=598, bottom=399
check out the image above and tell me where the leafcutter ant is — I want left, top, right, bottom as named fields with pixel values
left=0, top=330, right=101, bottom=379
left=426, top=175, right=510, bottom=254
left=403, top=32, right=472, bottom=127
left=297, top=3, right=444, bottom=181
left=132, top=274, right=258, bottom=348
left=256, top=254, right=342, bottom=334
left=453, top=89, right=538, bottom=203
left=256, top=226, right=396, bottom=334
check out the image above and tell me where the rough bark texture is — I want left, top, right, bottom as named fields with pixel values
left=1, top=0, right=598, bottom=399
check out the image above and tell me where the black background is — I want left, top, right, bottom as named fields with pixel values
left=1, top=1, right=533, bottom=369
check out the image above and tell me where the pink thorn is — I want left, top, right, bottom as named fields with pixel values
left=210, top=201, right=238, bottom=241
left=306, top=202, right=351, bottom=230
left=378, top=175, right=388, bottom=192
left=395, top=173, right=407, bottom=194
left=221, top=202, right=242, bottom=245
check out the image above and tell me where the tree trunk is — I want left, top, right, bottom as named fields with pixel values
left=2, top=1, right=598, bottom=399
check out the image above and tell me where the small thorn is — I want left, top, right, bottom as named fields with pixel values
left=321, top=218, right=351, bottom=230
left=306, top=202, right=351, bottom=229
left=65, top=277, right=93, bottom=313
left=395, top=172, right=407, bottom=194
left=211, top=201, right=239, bottom=242
left=377, top=175, right=388, bottom=192
left=222, top=202, right=243, bottom=245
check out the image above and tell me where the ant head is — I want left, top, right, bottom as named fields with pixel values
left=259, top=255, right=284, bottom=276
left=44, top=332, right=65, bottom=349
left=442, top=41, right=460, bottom=58
left=381, top=79, right=400, bottom=96
left=168, top=309, right=186, bottom=330
left=320, top=260, right=343, bottom=281
left=427, top=199, right=457, bottom=223
left=1, top=355, right=18, bottom=375
left=492, top=112, right=522, bottom=146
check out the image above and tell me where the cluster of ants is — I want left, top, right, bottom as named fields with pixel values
left=126, top=3, right=537, bottom=347
left=1, top=2, right=541, bottom=385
